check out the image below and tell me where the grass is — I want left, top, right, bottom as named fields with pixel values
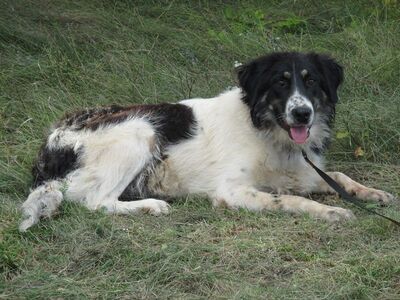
left=1, top=0, right=400, bottom=298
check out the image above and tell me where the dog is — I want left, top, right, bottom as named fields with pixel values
left=20, top=52, right=395, bottom=232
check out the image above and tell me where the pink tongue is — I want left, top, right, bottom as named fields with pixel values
left=290, top=126, right=308, bottom=144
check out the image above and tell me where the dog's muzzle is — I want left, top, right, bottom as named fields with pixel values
left=284, top=94, right=314, bottom=144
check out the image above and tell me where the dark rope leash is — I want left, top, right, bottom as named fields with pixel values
left=302, top=150, right=400, bottom=226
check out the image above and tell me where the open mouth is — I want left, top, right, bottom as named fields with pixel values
left=288, top=126, right=310, bottom=144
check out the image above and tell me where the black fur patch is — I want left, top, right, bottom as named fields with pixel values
left=32, top=145, right=78, bottom=187
left=118, top=172, right=166, bottom=202
left=60, top=103, right=196, bottom=144
left=118, top=174, right=151, bottom=201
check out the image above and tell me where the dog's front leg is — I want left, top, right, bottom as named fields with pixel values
left=313, top=172, right=396, bottom=205
left=213, top=185, right=354, bottom=222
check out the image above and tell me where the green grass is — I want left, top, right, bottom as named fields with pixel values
left=1, top=0, right=400, bottom=298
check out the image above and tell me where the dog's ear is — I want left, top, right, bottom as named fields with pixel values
left=236, top=61, right=258, bottom=103
left=237, top=54, right=282, bottom=127
left=236, top=53, right=282, bottom=101
left=237, top=61, right=265, bottom=127
left=313, top=54, right=344, bottom=103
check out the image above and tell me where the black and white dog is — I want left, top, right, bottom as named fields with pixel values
left=20, top=52, right=395, bottom=231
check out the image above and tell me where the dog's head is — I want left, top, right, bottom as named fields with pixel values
left=237, top=52, right=343, bottom=145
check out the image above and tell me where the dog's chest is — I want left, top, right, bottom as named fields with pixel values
left=252, top=148, right=320, bottom=194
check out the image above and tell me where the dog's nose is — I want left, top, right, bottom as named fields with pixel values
left=292, top=106, right=312, bottom=124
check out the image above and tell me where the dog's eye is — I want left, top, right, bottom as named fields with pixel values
left=278, top=80, right=288, bottom=87
left=306, top=79, right=315, bottom=87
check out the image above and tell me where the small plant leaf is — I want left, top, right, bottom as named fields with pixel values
left=354, top=146, right=365, bottom=158
left=336, top=130, right=350, bottom=139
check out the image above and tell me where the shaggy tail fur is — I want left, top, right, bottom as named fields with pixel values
left=19, top=180, right=63, bottom=232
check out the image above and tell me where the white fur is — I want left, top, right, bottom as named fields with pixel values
left=65, top=119, right=157, bottom=207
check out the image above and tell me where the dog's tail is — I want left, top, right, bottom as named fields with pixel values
left=19, top=180, right=64, bottom=232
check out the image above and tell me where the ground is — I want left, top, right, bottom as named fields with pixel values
left=1, top=0, right=400, bottom=298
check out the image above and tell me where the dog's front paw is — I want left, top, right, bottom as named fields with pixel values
left=357, top=188, right=396, bottom=206
left=320, top=207, right=355, bottom=223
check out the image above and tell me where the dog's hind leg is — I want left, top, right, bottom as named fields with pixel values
left=66, top=119, right=170, bottom=215
left=20, top=180, right=64, bottom=232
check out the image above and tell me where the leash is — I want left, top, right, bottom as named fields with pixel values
left=302, top=150, right=400, bottom=226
